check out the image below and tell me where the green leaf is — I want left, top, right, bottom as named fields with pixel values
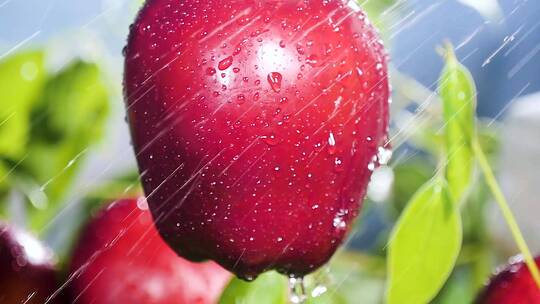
left=23, top=60, right=109, bottom=232
left=0, top=51, right=46, bottom=159
left=219, top=271, right=288, bottom=304
left=439, top=44, right=476, bottom=202
left=387, top=179, right=462, bottom=304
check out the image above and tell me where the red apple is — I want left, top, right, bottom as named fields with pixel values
left=124, top=0, right=389, bottom=279
left=475, top=256, right=540, bottom=303
left=67, top=198, right=231, bottom=304
left=0, top=222, right=60, bottom=304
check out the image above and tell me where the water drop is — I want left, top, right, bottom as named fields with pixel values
left=218, top=56, right=233, bottom=70
left=376, top=146, right=392, bottom=166
left=296, top=43, right=305, bottom=55
left=233, top=67, right=240, bottom=73
left=367, top=159, right=376, bottom=171
left=279, top=40, right=286, bottom=48
left=206, top=67, right=216, bottom=75
left=333, top=157, right=344, bottom=172
left=267, top=72, right=283, bottom=93
left=311, top=285, right=328, bottom=297
left=333, top=209, right=347, bottom=230
left=306, top=54, right=320, bottom=67
left=262, top=133, right=280, bottom=146
left=236, top=94, right=246, bottom=104
left=327, top=132, right=336, bottom=155
left=289, top=276, right=307, bottom=304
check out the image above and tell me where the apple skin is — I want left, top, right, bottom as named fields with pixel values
left=0, top=222, right=60, bottom=304
left=68, top=198, right=231, bottom=304
left=475, top=256, right=540, bottom=304
left=124, top=0, right=389, bottom=279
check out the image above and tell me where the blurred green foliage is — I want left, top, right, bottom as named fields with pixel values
left=0, top=51, right=109, bottom=234
left=0, top=51, right=46, bottom=160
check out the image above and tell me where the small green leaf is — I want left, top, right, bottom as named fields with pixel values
left=439, top=44, right=476, bottom=202
left=219, top=271, right=288, bottom=304
left=387, top=179, right=462, bottom=304
left=0, top=51, right=45, bottom=159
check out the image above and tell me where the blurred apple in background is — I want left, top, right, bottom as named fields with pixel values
left=67, top=198, right=231, bottom=304
left=475, top=256, right=540, bottom=303
left=0, top=222, right=60, bottom=304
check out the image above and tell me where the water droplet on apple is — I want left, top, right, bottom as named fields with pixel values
left=267, top=72, right=283, bottom=93
left=327, top=131, right=336, bottom=155
left=307, top=54, right=321, bottom=67
left=236, top=94, right=246, bottom=104
left=218, top=56, right=233, bottom=70
left=262, top=133, right=280, bottom=146
left=333, top=157, right=344, bottom=172
left=376, top=146, right=392, bottom=166
left=296, top=44, right=305, bottom=55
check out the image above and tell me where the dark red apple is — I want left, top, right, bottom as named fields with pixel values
left=68, top=198, right=231, bottom=304
left=476, top=256, right=540, bottom=304
left=124, top=0, right=389, bottom=279
left=0, top=222, right=59, bottom=304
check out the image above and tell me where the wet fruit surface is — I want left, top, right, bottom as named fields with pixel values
left=476, top=256, right=540, bottom=304
left=0, top=222, right=59, bottom=304
left=124, top=0, right=389, bottom=279
left=68, top=198, right=231, bottom=304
